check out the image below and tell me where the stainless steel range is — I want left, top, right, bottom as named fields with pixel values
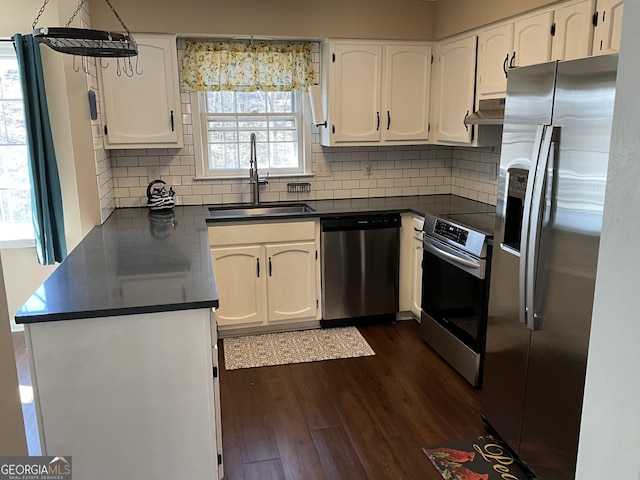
left=420, top=210, right=494, bottom=387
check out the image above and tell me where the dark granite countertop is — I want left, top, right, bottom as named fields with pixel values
left=205, top=195, right=495, bottom=222
left=15, top=205, right=217, bottom=324
left=16, top=195, right=494, bottom=324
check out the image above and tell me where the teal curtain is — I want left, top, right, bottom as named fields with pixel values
left=12, top=34, right=67, bottom=265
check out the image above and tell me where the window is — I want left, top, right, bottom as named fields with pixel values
left=193, top=89, right=310, bottom=178
left=0, top=43, right=33, bottom=247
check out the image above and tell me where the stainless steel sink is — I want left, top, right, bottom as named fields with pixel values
left=208, top=203, right=315, bottom=219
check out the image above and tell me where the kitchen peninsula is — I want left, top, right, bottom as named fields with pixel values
left=15, top=206, right=223, bottom=480
left=15, top=194, right=493, bottom=480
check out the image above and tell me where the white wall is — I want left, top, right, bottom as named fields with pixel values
left=1, top=0, right=103, bottom=325
left=0, top=254, right=28, bottom=455
left=1, top=250, right=56, bottom=331
left=575, top=3, right=640, bottom=479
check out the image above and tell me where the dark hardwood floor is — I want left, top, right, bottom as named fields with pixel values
left=13, top=319, right=487, bottom=477
left=219, top=320, right=487, bottom=480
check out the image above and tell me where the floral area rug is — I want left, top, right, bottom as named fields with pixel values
left=223, top=327, right=375, bottom=370
left=423, top=435, right=532, bottom=480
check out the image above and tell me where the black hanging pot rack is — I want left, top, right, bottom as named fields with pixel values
left=31, top=0, right=137, bottom=58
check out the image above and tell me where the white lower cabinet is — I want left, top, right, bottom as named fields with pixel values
left=399, top=214, right=424, bottom=319
left=411, top=232, right=424, bottom=319
left=210, top=245, right=265, bottom=326
left=26, top=309, right=222, bottom=480
left=266, top=242, right=318, bottom=322
left=209, top=220, right=321, bottom=333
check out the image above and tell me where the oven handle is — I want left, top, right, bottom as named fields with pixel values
left=423, top=239, right=480, bottom=269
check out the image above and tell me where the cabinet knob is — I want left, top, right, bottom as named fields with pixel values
left=387, top=111, right=391, bottom=130
left=170, top=110, right=175, bottom=132
left=503, top=53, right=509, bottom=78
left=268, top=257, right=272, bottom=276
left=464, top=110, right=469, bottom=132
left=376, top=112, right=380, bottom=131
left=256, top=258, right=260, bottom=277
left=509, top=51, right=516, bottom=69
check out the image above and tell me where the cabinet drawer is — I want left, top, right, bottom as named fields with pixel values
left=209, top=220, right=317, bottom=246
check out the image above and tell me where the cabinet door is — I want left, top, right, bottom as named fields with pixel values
left=410, top=237, right=423, bottom=319
left=265, top=242, right=317, bottom=322
left=100, top=34, right=183, bottom=148
left=382, top=45, right=432, bottom=141
left=210, top=246, right=265, bottom=326
left=477, top=23, right=514, bottom=99
left=513, top=11, right=554, bottom=67
left=552, top=0, right=596, bottom=60
left=592, top=0, right=624, bottom=54
left=435, top=35, right=477, bottom=144
left=332, top=44, right=382, bottom=142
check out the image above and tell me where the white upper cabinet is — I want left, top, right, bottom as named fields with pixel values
left=552, top=0, right=596, bottom=60
left=476, top=12, right=553, bottom=102
left=320, top=40, right=432, bottom=146
left=382, top=44, right=432, bottom=141
left=477, top=23, right=514, bottom=100
left=331, top=43, right=383, bottom=143
left=512, top=11, right=555, bottom=67
left=100, top=34, right=183, bottom=149
left=592, top=0, right=624, bottom=54
left=434, top=35, right=477, bottom=145
left=476, top=1, right=601, bottom=102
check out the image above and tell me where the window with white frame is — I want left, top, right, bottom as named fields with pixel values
left=0, top=43, right=33, bottom=247
left=193, top=89, right=310, bottom=178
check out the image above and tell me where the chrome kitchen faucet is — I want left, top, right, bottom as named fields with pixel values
left=249, top=132, right=268, bottom=205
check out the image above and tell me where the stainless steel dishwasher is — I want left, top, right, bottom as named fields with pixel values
left=320, top=214, right=400, bottom=326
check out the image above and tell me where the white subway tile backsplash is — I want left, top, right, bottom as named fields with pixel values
left=86, top=39, right=500, bottom=216
left=333, top=190, right=352, bottom=199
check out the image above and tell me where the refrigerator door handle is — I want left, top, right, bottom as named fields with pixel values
left=526, top=125, right=559, bottom=331
left=519, top=124, right=546, bottom=325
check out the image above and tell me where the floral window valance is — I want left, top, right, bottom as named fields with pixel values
left=182, top=40, right=317, bottom=92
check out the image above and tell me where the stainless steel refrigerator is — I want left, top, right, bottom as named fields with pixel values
left=482, top=53, right=618, bottom=480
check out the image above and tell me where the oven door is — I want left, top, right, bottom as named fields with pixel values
left=421, top=235, right=489, bottom=354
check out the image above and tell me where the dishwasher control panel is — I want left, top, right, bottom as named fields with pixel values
left=321, top=214, right=401, bottom=232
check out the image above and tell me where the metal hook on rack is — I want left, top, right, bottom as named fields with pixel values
left=123, top=56, right=134, bottom=77
left=100, top=57, right=109, bottom=70
left=82, top=56, right=92, bottom=74
left=72, top=55, right=80, bottom=73
left=134, top=55, right=143, bottom=75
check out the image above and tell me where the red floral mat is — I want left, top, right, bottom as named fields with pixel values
left=423, top=435, right=532, bottom=480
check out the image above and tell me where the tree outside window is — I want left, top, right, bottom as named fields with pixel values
left=0, top=44, right=33, bottom=245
